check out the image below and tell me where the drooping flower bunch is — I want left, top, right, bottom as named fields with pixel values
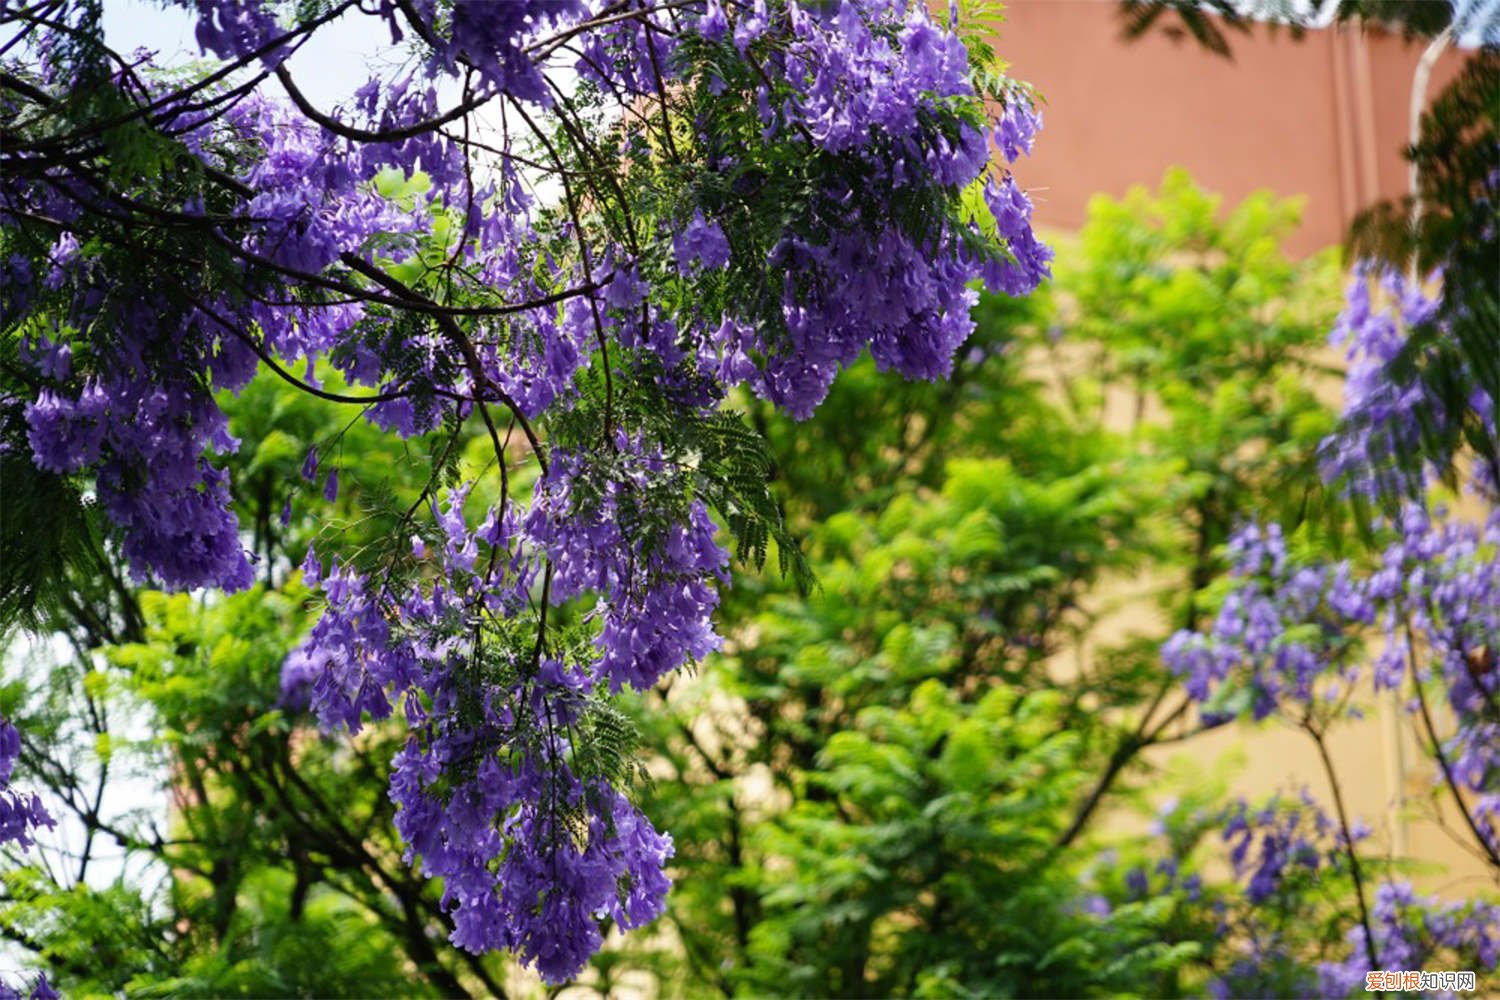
left=568, top=0, right=1053, bottom=419
left=1320, top=262, right=1499, bottom=500
left=1, top=0, right=1047, bottom=979
left=1221, top=791, right=1365, bottom=906
left=0, top=718, right=53, bottom=851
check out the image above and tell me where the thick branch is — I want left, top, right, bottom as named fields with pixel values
left=275, top=63, right=487, bottom=144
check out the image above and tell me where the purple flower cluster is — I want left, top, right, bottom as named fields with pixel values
left=191, top=0, right=283, bottom=66
left=1369, top=505, right=1500, bottom=852
left=673, top=212, right=731, bottom=274
left=20, top=288, right=255, bottom=590
left=1164, top=507, right=1500, bottom=857
left=391, top=747, right=672, bottom=981
left=1162, top=522, right=1372, bottom=723
left=1206, top=792, right=1498, bottom=1000
left=994, top=92, right=1042, bottom=164
left=1117, top=856, right=1201, bottom=904
left=527, top=444, right=729, bottom=693
left=1212, top=794, right=1343, bottom=988
left=1317, top=883, right=1500, bottom=999
left=726, top=142, right=1049, bottom=419
left=0, top=973, right=58, bottom=1000
left=0, top=718, right=53, bottom=850
left=750, top=221, right=975, bottom=418
left=283, top=442, right=724, bottom=979
left=737, top=4, right=1050, bottom=417
left=775, top=2, right=982, bottom=176
left=573, top=1, right=1050, bottom=419
left=1221, top=792, right=1351, bottom=904
left=409, top=0, right=586, bottom=104
left=1321, top=262, right=1498, bottom=500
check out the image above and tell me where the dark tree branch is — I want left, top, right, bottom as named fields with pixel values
left=1403, top=617, right=1500, bottom=872
left=1305, top=718, right=1379, bottom=970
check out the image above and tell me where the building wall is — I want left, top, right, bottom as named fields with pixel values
left=996, top=1, right=1469, bottom=256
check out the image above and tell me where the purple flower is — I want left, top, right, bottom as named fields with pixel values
left=995, top=94, right=1041, bottom=163
left=674, top=212, right=731, bottom=273
left=698, top=0, right=729, bottom=42
left=0, top=719, right=55, bottom=850
left=1320, top=262, right=1496, bottom=500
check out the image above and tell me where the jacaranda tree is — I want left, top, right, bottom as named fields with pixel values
left=1113, top=8, right=1499, bottom=994
left=1161, top=262, right=1500, bottom=999
left=0, top=0, right=1051, bottom=985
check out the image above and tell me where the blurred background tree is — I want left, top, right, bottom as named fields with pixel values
left=1121, top=0, right=1498, bottom=500
left=599, top=171, right=1353, bottom=998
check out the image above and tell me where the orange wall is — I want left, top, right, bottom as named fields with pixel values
left=995, top=2, right=1469, bottom=256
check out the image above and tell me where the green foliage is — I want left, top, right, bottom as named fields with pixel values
left=616, top=424, right=1199, bottom=995
left=0, top=446, right=103, bottom=633
left=586, top=169, right=1352, bottom=998
left=733, top=680, right=1200, bottom=999
left=1060, top=168, right=1345, bottom=616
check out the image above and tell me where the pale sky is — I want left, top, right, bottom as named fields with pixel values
left=102, top=0, right=416, bottom=108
